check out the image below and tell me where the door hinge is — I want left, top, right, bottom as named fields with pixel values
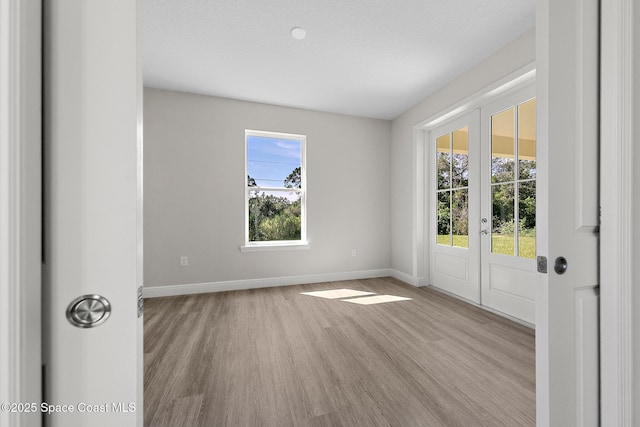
left=599, top=205, right=602, bottom=226
left=137, top=286, right=144, bottom=317
left=537, top=256, right=548, bottom=274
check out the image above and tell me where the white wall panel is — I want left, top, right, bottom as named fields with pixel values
left=489, top=265, right=536, bottom=301
left=434, top=253, right=468, bottom=281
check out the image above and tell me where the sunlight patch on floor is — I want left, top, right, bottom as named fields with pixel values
left=301, top=288, right=412, bottom=305
left=300, top=289, right=375, bottom=299
left=342, top=295, right=412, bottom=305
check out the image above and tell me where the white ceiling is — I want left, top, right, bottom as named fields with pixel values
left=144, top=0, right=535, bottom=120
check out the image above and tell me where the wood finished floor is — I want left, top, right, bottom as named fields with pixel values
left=144, top=277, right=535, bottom=427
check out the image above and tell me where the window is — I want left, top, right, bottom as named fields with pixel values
left=436, top=126, right=469, bottom=248
left=243, top=130, right=307, bottom=249
left=490, top=98, right=536, bottom=259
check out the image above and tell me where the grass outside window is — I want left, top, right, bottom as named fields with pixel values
left=437, top=235, right=536, bottom=259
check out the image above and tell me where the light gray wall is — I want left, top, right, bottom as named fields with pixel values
left=389, top=28, right=536, bottom=279
left=144, top=88, right=391, bottom=287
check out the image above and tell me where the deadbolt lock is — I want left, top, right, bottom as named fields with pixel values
left=537, top=256, right=548, bottom=274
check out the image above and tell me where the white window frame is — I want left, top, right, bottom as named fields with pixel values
left=241, top=129, right=309, bottom=252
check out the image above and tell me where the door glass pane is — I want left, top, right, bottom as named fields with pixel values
left=437, top=190, right=451, bottom=246
left=491, top=108, right=515, bottom=183
left=491, top=183, right=515, bottom=256
left=518, top=99, right=537, bottom=179
left=452, top=189, right=468, bottom=248
left=452, top=127, right=468, bottom=188
left=518, top=181, right=536, bottom=259
left=436, top=134, right=451, bottom=190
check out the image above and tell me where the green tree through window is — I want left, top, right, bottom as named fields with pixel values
left=246, top=131, right=306, bottom=244
left=248, top=172, right=302, bottom=241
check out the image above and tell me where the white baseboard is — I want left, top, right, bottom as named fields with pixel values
left=388, top=269, right=425, bottom=287
left=144, top=268, right=395, bottom=298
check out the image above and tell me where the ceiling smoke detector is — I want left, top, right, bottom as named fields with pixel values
left=290, top=27, right=307, bottom=40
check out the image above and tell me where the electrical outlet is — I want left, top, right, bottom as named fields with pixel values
left=180, top=256, right=188, bottom=267
left=351, top=249, right=357, bottom=257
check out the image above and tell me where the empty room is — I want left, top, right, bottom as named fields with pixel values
left=139, top=0, right=599, bottom=422
left=4, top=0, right=638, bottom=426
left=141, top=1, right=542, bottom=425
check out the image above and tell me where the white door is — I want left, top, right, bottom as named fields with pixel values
left=536, top=0, right=600, bottom=423
left=480, top=85, right=537, bottom=324
left=430, top=111, right=481, bottom=303
left=429, top=88, right=537, bottom=325
left=43, top=1, right=143, bottom=426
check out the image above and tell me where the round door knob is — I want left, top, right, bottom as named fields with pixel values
left=554, top=257, right=568, bottom=275
left=66, top=295, right=111, bottom=328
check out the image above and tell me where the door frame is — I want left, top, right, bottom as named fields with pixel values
left=0, top=0, right=42, bottom=426
left=600, top=0, right=636, bottom=424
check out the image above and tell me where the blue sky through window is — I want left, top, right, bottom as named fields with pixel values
left=247, top=136, right=301, bottom=188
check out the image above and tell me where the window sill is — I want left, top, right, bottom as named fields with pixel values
left=240, top=242, right=311, bottom=252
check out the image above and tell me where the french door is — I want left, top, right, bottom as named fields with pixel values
left=430, top=85, right=537, bottom=324
left=431, top=111, right=481, bottom=303
left=480, top=85, right=537, bottom=324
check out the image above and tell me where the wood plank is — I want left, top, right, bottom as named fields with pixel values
left=144, top=277, right=535, bottom=426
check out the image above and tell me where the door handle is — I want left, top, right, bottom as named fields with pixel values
left=480, top=229, right=488, bottom=235
left=554, top=257, right=568, bottom=274
left=66, top=295, right=111, bottom=328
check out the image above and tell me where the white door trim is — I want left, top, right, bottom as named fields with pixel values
left=0, top=0, right=42, bottom=426
left=600, top=0, right=635, bottom=424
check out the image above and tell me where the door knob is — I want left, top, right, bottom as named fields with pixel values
left=480, top=229, right=488, bottom=235
left=66, top=295, right=111, bottom=328
left=554, top=257, right=568, bottom=275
